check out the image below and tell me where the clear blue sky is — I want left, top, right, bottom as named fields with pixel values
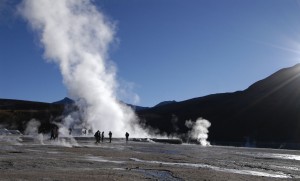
left=1, top=0, right=300, bottom=107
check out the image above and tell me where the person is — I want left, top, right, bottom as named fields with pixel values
left=125, top=132, right=129, bottom=142
left=54, top=127, right=59, bottom=140
left=108, top=131, right=112, bottom=143
left=99, top=130, right=102, bottom=143
left=94, top=130, right=100, bottom=143
left=101, top=131, right=104, bottom=142
left=94, top=130, right=98, bottom=143
left=99, top=131, right=102, bottom=142
left=50, top=126, right=59, bottom=140
left=50, top=127, right=55, bottom=140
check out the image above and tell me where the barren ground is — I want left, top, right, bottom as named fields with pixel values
left=0, top=136, right=300, bottom=180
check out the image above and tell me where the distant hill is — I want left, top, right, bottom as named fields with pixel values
left=154, top=100, right=177, bottom=107
left=125, top=103, right=149, bottom=111
left=52, top=97, right=75, bottom=105
left=137, top=64, right=300, bottom=147
left=0, top=99, right=65, bottom=133
left=2, top=64, right=300, bottom=148
left=0, top=98, right=59, bottom=110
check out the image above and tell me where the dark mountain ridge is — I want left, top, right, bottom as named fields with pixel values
left=0, top=98, right=59, bottom=110
left=0, top=98, right=65, bottom=133
left=137, top=64, right=300, bottom=146
left=52, top=97, right=75, bottom=105
left=154, top=100, right=177, bottom=107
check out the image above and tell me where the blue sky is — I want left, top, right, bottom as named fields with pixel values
left=1, top=0, right=300, bottom=107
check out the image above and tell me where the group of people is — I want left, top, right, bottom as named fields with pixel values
left=94, top=131, right=130, bottom=143
left=94, top=130, right=107, bottom=143
left=49, top=126, right=130, bottom=144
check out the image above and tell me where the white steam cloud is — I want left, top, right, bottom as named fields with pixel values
left=185, top=118, right=211, bottom=146
left=24, top=119, right=44, bottom=144
left=19, top=0, right=147, bottom=137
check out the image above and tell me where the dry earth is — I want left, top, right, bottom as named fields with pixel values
left=0, top=136, right=300, bottom=181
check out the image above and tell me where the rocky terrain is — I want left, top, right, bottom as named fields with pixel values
left=1, top=136, right=300, bottom=180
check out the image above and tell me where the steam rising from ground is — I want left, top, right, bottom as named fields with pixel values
left=19, top=0, right=147, bottom=138
left=24, top=119, right=44, bottom=144
left=185, top=118, right=211, bottom=146
left=24, top=119, right=78, bottom=147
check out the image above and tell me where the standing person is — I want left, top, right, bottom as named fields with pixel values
left=94, top=130, right=100, bottom=143
left=54, top=127, right=59, bottom=140
left=50, top=128, right=55, bottom=140
left=98, top=130, right=101, bottom=143
left=101, top=131, right=104, bottom=142
left=99, top=131, right=102, bottom=142
left=94, top=131, right=97, bottom=143
left=108, top=131, right=112, bottom=143
left=125, top=132, right=129, bottom=142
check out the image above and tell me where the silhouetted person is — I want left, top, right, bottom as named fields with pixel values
left=50, top=128, right=55, bottom=140
left=109, top=131, right=112, bottom=143
left=50, top=127, right=58, bottom=140
left=94, top=131, right=97, bottom=143
left=68, top=128, right=72, bottom=135
left=101, top=131, right=104, bottom=142
left=54, top=127, right=59, bottom=140
left=125, top=132, right=129, bottom=142
left=94, top=130, right=100, bottom=143
left=97, top=130, right=101, bottom=143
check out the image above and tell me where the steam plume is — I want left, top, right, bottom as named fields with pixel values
left=185, top=118, right=211, bottom=146
left=19, top=0, right=147, bottom=137
left=24, top=119, right=44, bottom=144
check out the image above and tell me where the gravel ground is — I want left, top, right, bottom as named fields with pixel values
left=0, top=136, right=300, bottom=180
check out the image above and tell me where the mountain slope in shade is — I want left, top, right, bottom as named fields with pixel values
left=154, top=100, right=177, bottom=107
left=137, top=64, right=300, bottom=145
left=0, top=99, right=64, bottom=132
left=52, top=97, right=75, bottom=105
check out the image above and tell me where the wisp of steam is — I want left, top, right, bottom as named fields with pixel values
left=185, top=118, right=211, bottom=146
left=19, top=0, right=147, bottom=138
left=24, top=119, right=44, bottom=144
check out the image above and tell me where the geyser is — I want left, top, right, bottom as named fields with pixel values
left=19, top=0, right=147, bottom=137
left=185, top=118, right=211, bottom=146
